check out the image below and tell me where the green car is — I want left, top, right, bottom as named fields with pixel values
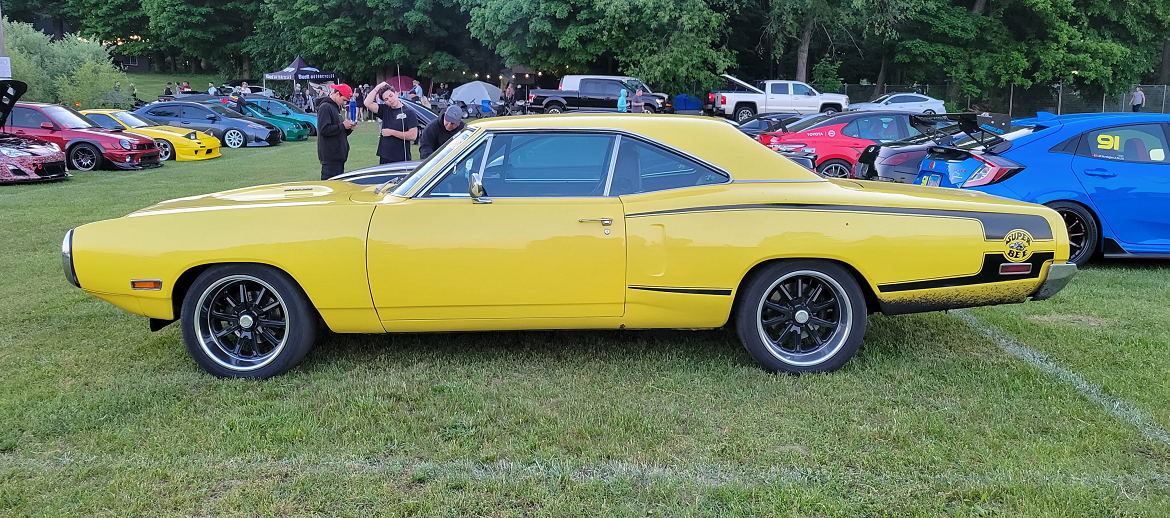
left=235, top=103, right=310, bottom=142
left=249, top=99, right=318, bottom=136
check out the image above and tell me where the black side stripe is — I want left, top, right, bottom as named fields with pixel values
left=877, top=252, right=1055, bottom=293
left=625, top=203, right=1053, bottom=241
left=629, top=285, right=733, bottom=296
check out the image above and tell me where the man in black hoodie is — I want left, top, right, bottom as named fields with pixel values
left=418, top=105, right=465, bottom=159
left=317, top=83, right=356, bottom=180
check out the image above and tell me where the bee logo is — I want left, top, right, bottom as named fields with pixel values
left=1003, top=229, right=1034, bottom=263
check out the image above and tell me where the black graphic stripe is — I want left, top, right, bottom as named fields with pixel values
left=877, top=252, right=1055, bottom=293
left=629, top=285, right=733, bottom=296
left=625, top=203, right=1053, bottom=240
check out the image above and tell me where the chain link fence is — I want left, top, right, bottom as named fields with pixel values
left=809, top=83, right=1168, bottom=118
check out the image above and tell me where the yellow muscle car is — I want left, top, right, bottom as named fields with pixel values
left=63, top=115, right=1076, bottom=378
left=81, top=109, right=221, bottom=161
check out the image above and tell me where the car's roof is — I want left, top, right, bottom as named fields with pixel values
left=469, top=114, right=822, bottom=181
left=14, top=102, right=55, bottom=107
left=80, top=109, right=119, bottom=113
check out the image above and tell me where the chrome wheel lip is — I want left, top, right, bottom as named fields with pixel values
left=72, top=147, right=98, bottom=170
left=756, top=270, right=853, bottom=367
left=224, top=130, right=245, bottom=148
left=157, top=140, right=173, bottom=160
left=819, top=163, right=851, bottom=178
left=194, top=274, right=289, bottom=372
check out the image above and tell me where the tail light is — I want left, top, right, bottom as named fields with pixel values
left=528, top=93, right=535, bottom=103
left=720, top=95, right=727, bottom=105
left=962, top=154, right=1025, bottom=187
left=558, top=79, right=563, bottom=90
left=878, top=150, right=927, bottom=167
left=769, top=142, right=808, bottom=153
left=708, top=93, right=715, bottom=103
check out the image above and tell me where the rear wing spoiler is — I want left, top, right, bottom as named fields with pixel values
left=910, top=112, right=1012, bottom=152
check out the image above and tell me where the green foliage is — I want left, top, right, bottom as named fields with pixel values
left=811, top=57, right=843, bottom=92
left=2, top=17, right=112, bottom=102
left=54, top=61, right=130, bottom=109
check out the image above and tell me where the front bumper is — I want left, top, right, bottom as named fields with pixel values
left=174, top=143, right=222, bottom=161
left=246, top=129, right=281, bottom=147
left=105, top=150, right=162, bottom=170
left=284, top=128, right=310, bottom=141
left=1031, top=262, right=1077, bottom=301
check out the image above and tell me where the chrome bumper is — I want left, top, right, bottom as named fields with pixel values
left=1031, top=262, right=1077, bottom=301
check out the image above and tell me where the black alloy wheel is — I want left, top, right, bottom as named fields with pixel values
left=68, top=143, right=101, bottom=171
left=156, top=139, right=174, bottom=161
left=182, top=264, right=317, bottom=378
left=1046, top=201, right=1099, bottom=267
left=736, top=260, right=867, bottom=374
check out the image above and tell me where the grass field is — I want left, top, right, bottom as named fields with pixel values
left=2, top=124, right=1168, bottom=516
left=125, top=72, right=227, bottom=99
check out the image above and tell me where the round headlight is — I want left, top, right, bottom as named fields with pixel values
left=0, top=147, right=32, bottom=158
left=119, top=139, right=132, bottom=150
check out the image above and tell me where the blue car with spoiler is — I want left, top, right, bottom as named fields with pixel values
left=915, top=112, right=1170, bottom=266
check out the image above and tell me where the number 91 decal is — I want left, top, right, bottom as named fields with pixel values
left=1097, top=134, right=1122, bottom=150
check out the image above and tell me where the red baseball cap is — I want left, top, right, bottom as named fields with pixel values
left=330, top=83, right=353, bottom=98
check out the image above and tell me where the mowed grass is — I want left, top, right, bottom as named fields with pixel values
left=1, top=124, right=1169, bottom=516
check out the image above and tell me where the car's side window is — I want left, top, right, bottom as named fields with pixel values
left=841, top=120, right=860, bottom=138
left=769, top=83, right=789, bottom=95
left=854, top=115, right=900, bottom=141
left=1080, top=124, right=1170, bottom=163
left=608, top=138, right=729, bottom=196
left=792, top=83, right=811, bottom=96
left=10, top=107, right=51, bottom=128
left=180, top=106, right=207, bottom=119
left=147, top=105, right=180, bottom=118
left=580, top=80, right=602, bottom=95
left=479, top=133, right=615, bottom=197
left=428, top=141, right=489, bottom=196
left=888, top=95, right=912, bottom=104
left=86, top=113, right=121, bottom=129
left=600, top=81, right=625, bottom=97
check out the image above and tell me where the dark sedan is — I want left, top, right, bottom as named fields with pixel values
left=134, top=102, right=281, bottom=149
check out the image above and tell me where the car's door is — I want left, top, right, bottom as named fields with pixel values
left=10, top=107, right=64, bottom=147
left=179, top=105, right=217, bottom=134
left=766, top=83, right=791, bottom=113
left=144, top=104, right=181, bottom=126
left=791, top=83, right=819, bottom=114
left=577, top=79, right=605, bottom=110
left=366, top=131, right=627, bottom=325
left=1071, top=123, right=1170, bottom=246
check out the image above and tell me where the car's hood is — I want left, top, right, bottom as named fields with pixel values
left=137, top=125, right=202, bottom=139
left=822, top=93, right=850, bottom=104
left=0, top=133, right=57, bottom=152
left=849, top=102, right=880, bottom=111
left=128, top=181, right=367, bottom=217
left=75, top=128, right=151, bottom=143
left=0, top=81, right=29, bottom=128
left=233, top=116, right=276, bottom=129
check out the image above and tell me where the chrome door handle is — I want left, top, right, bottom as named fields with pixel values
left=579, top=218, right=612, bottom=226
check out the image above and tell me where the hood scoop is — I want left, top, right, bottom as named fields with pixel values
left=215, top=184, right=335, bottom=202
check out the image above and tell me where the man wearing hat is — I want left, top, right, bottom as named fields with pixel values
left=418, top=105, right=466, bottom=159
left=316, top=83, right=357, bottom=180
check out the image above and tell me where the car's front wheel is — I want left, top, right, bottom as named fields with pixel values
left=222, top=129, right=246, bottom=149
left=68, top=143, right=101, bottom=171
left=736, top=260, right=867, bottom=374
left=181, top=264, right=318, bottom=378
left=156, top=139, right=174, bottom=161
left=1046, top=201, right=1099, bottom=267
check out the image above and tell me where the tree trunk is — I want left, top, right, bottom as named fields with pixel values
left=794, top=18, right=815, bottom=83
left=972, top=0, right=987, bottom=14
left=51, top=18, right=65, bottom=40
left=874, top=54, right=888, bottom=94
left=1160, top=38, right=1170, bottom=85
left=241, top=55, right=252, bottom=80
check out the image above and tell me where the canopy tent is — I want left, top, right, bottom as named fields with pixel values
left=384, top=76, right=416, bottom=94
left=262, top=56, right=337, bottom=88
left=451, top=81, right=501, bottom=106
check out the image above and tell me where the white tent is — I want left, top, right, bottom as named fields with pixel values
left=451, top=81, right=502, bottom=107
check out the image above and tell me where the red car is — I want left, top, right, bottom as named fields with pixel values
left=0, top=81, right=69, bottom=184
left=9, top=102, right=160, bottom=172
left=758, top=111, right=922, bottom=178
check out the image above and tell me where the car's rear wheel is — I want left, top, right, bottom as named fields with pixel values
left=923, top=109, right=937, bottom=115
left=222, top=129, right=246, bottom=149
left=736, top=260, right=867, bottom=374
left=156, top=139, right=174, bottom=161
left=68, top=143, right=101, bottom=171
left=181, top=264, right=317, bottom=379
left=544, top=103, right=564, bottom=114
left=816, top=159, right=852, bottom=178
left=1046, top=201, right=1099, bottom=267
left=735, top=105, right=756, bottom=122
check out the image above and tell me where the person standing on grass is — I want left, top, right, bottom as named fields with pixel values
left=317, top=84, right=357, bottom=180
left=164, top=82, right=174, bottom=96
left=419, top=106, right=466, bottom=159
left=1132, top=86, right=1146, bottom=112
left=364, top=82, right=418, bottom=164
left=235, top=82, right=249, bottom=114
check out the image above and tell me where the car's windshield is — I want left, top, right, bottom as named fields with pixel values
left=111, top=111, right=156, bottom=128
left=870, top=94, right=893, bottom=103
left=206, top=104, right=243, bottom=117
left=43, top=106, right=98, bottom=129
left=249, top=105, right=278, bottom=118
left=388, top=128, right=478, bottom=196
left=784, top=114, right=835, bottom=132
left=278, top=102, right=307, bottom=114
left=623, top=79, right=653, bottom=93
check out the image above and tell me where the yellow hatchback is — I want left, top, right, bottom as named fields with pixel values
left=63, top=115, right=1076, bottom=378
left=81, top=109, right=221, bottom=162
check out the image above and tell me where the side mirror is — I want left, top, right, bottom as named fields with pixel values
left=40, top=122, right=55, bottom=130
left=469, top=173, right=491, bottom=204
left=206, top=114, right=218, bottom=120
left=806, top=90, right=816, bottom=96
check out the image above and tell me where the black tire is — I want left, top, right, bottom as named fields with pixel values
left=181, top=264, right=318, bottom=379
left=545, top=103, right=565, bottom=114
left=820, top=105, right=840, bottom=115
left=68, top=143, right=101, bottom=171
left=735, top=260, right=868, bottom=374
left=923, top=109, right=937, bottom=115
left=1046, top=201, right=1099, bottom=267
left=222, top=129, right=246, bottom=149
left=308, top=124, right=317, bottom=137
left=816, top=159, right=852, bottom=178
left=156, top=139, right=174, bottom=161
left=735, top=105, right=756, bottom=122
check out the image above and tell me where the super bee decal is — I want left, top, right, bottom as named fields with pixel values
left=1003, top=229, right=1034, bottom=263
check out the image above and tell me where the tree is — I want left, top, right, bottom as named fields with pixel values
left=3, top=17, right=110, bottom=102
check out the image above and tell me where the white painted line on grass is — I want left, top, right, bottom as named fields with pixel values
left=955, top=309, right=1170, bottom=448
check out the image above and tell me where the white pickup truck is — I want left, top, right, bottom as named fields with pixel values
left=706, top=74, right=850, bottom=122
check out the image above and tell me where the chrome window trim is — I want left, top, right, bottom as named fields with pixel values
left=404, top=129, right=490, bottom=198
left=603, top=134, right=621, bottom=196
